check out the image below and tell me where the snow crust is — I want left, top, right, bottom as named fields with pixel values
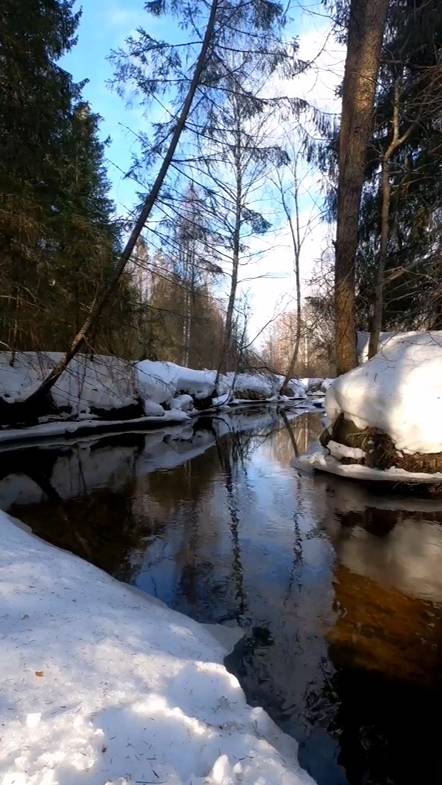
left=0, top=510, right=314, bottom=785
left=326, top=332, right=442, bottom=454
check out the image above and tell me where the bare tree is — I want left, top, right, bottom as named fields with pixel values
left=273, top=142, right=321, bottom=389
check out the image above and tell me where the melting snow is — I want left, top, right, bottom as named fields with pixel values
left=0, top=510, right=315, bottom=785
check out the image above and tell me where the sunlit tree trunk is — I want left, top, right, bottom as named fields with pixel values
left=335, top=0, right=389, bottom=374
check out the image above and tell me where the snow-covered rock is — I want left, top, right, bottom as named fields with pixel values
left=320, top=378, right=334, bottom=393
left=300, top=378, right=324, bottom=394
left=135, top=360, right=178, bottom=404
left=171, top=393, right=194, bottom=412
left=327, top=440, right=365, bottom=462
left=143, top=400, right=166, bottom=417
left=283, top=378, right=308, bottom=399
left=135, top=361, right=216, bottom=404
left=326, top=332, right=442, bottom=455
left=228, top=372, right=279, bottom=401
left=0, top=352, right=138, bottom=417
left=0, top=510, right=315, bottom=785
left=297, top=444, right=442, bottom=485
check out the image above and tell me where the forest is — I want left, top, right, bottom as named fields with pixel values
left=2, top=0, right=440, bottom=392
left=1, top=4, right=442, bottom=785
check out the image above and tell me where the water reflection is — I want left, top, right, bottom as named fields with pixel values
left=0, top=408, right=442, bottom=785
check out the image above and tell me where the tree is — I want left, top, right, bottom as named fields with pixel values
left=0, top=0, right=79, bottom=353
left=21, top=0, right=296, bottom=408
left=273, top=140, right=321, bottom=389
left=334, top=0, right=389, bottom=374
left=0, top=1, right=134, bottom=361
left=358, top=0, right=442, bottom=353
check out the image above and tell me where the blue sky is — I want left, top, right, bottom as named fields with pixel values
left=62, top=1, right=170, bottom=216
left=61, top=1, right=325, bottom=216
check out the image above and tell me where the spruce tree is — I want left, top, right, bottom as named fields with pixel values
left=0, top=0, right=131, bottom=355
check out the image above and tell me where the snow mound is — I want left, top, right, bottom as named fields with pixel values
left=228, top=372, right=279, bottom=400
left=326, top=332, right=442, bottom=454
left=0, top=352, right=137, bottom=417
left=135, top=361, right=216, bottom=404
left=0, top=511, right=314, bottom=785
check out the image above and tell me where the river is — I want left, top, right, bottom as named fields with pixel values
left=1, top=406, right=441, bottom=785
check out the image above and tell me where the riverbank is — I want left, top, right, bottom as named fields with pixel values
left=0, top=509, right=315, bottom=785
left=0, top=352, right=326, bottom=438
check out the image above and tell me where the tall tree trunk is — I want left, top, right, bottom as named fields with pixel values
left=23, top=0, right=220, bottom=407
left=335, top=0, right=389, bottom=375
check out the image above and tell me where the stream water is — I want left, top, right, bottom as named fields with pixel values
left=1, top=406, right=441, bottom=785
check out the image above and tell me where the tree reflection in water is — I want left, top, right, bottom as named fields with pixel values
left=1, top=409, right=442, bottom=785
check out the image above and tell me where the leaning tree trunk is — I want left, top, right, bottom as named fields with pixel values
left=335, top=0, right=389, bottom=375
left=21, top=0, right=220, bottom=410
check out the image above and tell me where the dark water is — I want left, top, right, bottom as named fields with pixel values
left=1, top=407, right=442, bottom=785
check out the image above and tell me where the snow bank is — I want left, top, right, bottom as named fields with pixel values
left=327, top=332, right=442, bottom=454
left=135, top=361, right=216, bottom=404
left=0, top=352, right=137, bottom=416
left=0, top=510, right=314, bottom=785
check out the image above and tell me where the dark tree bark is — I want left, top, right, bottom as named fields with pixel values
left=335, top=0, right=389, bottom=375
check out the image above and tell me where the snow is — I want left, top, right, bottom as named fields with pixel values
left=283, top=378, right=308, bottom=399
left=135, top=361, right=216, bottom=404
left=0, top=411, right=190, bottom=448
left=300, top=378, right=323, bottom=394
left=171, top=393, right=195, bottom=412
left=0, top=510, right=315, bottom=785
left=297, top=444, right=442, bottom=484
left=0, top=352, right=137, bottom=416
left=327, top=440, right=365, bottom=461
left=227, top=372, right=279, bottom=400
left=326, top=332, right=442, bottom=454
left=357, top=331, right=394, bottom=364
